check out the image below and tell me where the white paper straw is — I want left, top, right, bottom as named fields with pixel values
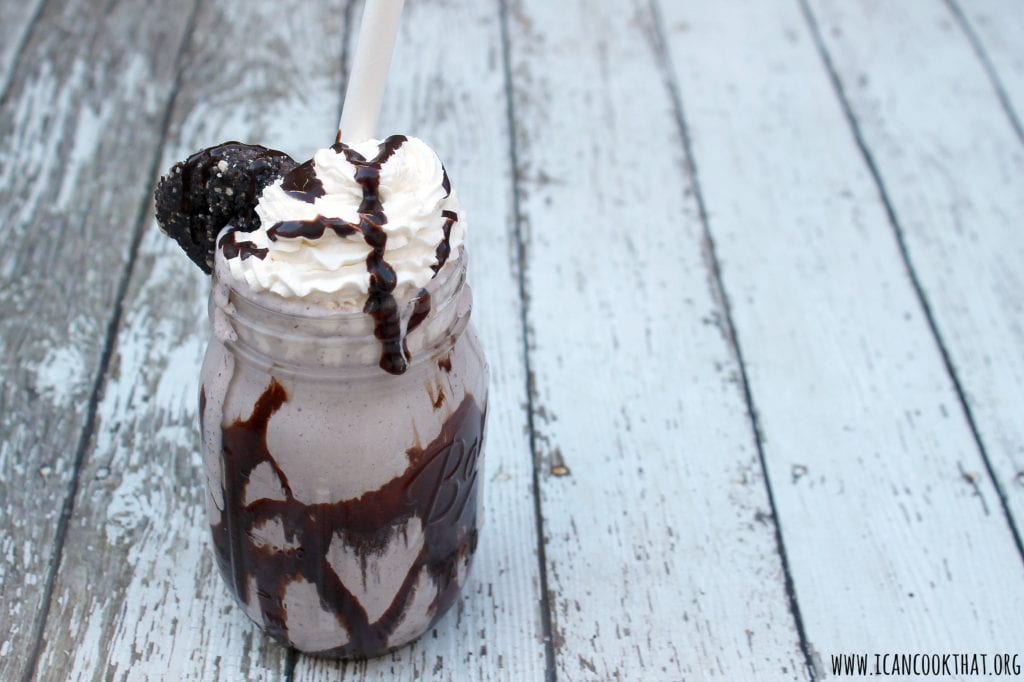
left=338, top=0, right=406, bottom=143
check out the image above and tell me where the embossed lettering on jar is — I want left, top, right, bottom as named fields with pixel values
left=198, top=247, right=488, bottom=658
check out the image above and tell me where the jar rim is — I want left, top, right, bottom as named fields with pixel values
left=208, top=244, right=471, bottom=377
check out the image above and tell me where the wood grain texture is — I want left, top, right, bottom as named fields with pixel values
left=950, top=0, right=1024, bottom=136
left=293, top=0, right=547, bottom=679
left=7, top=0, right=1024, bottom=678
left=505, top=0, right=810, bottom=679
left=808, top=0, right=1024, bottom=560
left=659, top=0, right=1024, bottom=665
left=0, top=1, right=196, bottom=678
left=31, top=0, right=348, bottom=679
left=0, top=0, right=45, bottom=98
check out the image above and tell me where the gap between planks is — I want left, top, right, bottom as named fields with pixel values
left=15, top=2, right=204, bottom=680
left=505, top=0, right=814, bottom=677
left=797, top=0, right=1024, bottom=569
left=648, top=0, right=817, bottom=678
left=496, top=1, right=557, bottom=681
left=288, top=0, right=547, bottom=678
left=942, top=0, right=1024, bottom=146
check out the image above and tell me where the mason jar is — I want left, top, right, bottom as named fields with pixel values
left=197, top=246, right=488, bottom=658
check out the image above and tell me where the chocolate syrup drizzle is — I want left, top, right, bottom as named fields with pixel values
left=438, top=353, right=453, bottom=373
left=208, top=379, right=485, bottom=657
left=331, top=135, right=412, bottom=375
left=219, top=230, right=268, bottom=261
left=280, top=159, right=326, bottom=202
left=267, top=217, right=357, bottom=241
left=406, top=291, right=432, bottom=335
left=222, top=135, right=460, bottom=375
left=432, top=210, right=458, bottom=275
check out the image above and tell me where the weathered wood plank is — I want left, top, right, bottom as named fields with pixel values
left=658, top=0, right=1024, bottom=665
left=31, top=0, right=349, bottom=679
left=505, top=0, right=810, bottom=679
left=808, top=0, right=1024, bottom=560
left=0, top=1, right=197, bottom=678
left=948, top=0, right=1024, bottom=138
left=293, top=1, right=547, bottom=679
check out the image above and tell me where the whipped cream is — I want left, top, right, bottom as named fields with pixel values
left=222, top=136, right=463, bottom=305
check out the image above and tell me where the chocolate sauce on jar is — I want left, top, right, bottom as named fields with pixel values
left=209, top=380, right=486, bottom=658
left=438, top=354, right=453, bottom=373
left=407, top=290, right=432, bottom=334
left=201, top=214, right=488, bottom=658
left=432, top=210, right=458, bottom=274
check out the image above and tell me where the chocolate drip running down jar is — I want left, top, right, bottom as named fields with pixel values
left=198, top=246, right=488, bottom=658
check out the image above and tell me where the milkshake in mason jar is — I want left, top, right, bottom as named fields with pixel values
left=155, top=134, right=488, bottom=658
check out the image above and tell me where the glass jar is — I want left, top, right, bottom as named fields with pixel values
left=197, top=249, right=488, bottom=658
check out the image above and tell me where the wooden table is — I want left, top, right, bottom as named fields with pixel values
left=3, top=0, right=1023, bottom=679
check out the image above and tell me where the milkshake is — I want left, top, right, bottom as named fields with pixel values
left=156, top=134, right=488, bottom=657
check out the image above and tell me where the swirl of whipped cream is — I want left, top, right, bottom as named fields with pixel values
left=222, top=136, right=464, bottom=303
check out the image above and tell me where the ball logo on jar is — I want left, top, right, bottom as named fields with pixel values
left=406, top=434, right=482, bottom=528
